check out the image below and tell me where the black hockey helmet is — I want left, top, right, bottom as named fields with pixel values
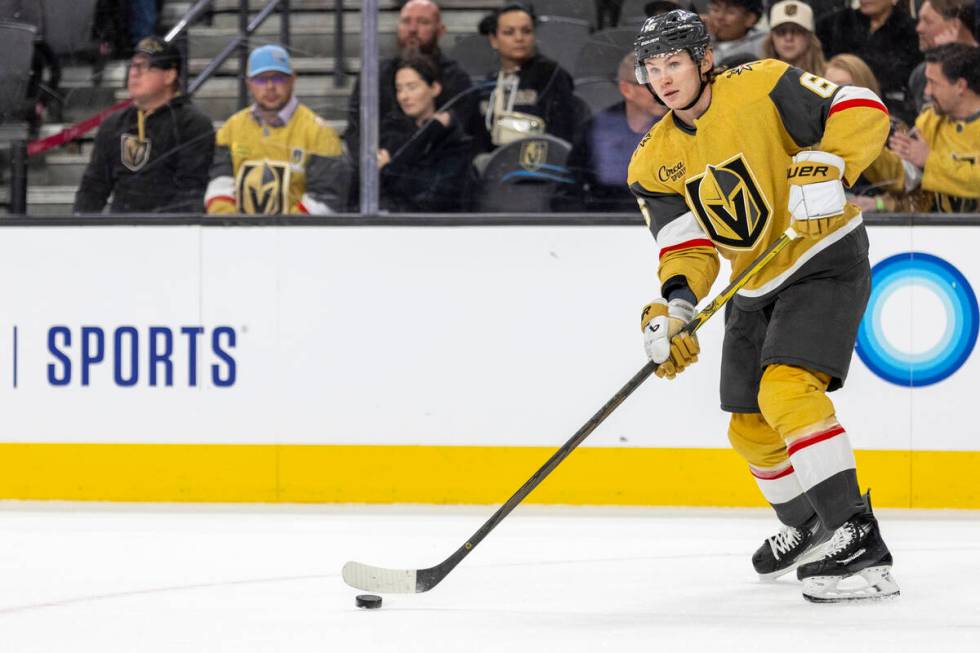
left=633, top=9, right=709, bottom=85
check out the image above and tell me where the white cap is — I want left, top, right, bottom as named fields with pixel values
left=769, top=1, right=814, bottom=32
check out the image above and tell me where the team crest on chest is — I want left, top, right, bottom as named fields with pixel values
left=236, top=159, right=291, bottom=214
left=685, top=154, right=771, bottom=249
left=120, top=134, right=151, bottom=171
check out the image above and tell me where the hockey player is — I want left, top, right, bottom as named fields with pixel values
left=628, top=10, right=900, bottom=602
left=206, top=45, right=350, bottom=214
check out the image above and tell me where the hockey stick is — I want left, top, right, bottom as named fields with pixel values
left=342, top=227, right=800, bottom=594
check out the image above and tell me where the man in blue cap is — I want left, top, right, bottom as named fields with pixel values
left=206, top=44, right=350, bottom=214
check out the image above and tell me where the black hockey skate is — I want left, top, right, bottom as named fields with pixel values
left=796, top=498, right=900, bottom=603
left=752, top=513, right=832, bottom=580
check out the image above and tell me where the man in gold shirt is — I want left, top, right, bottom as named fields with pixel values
left=875, top=43, right=979, bottom=213
left=206, top=45, right=350, bottom=214
left=628, top=10, right=898, bottom=602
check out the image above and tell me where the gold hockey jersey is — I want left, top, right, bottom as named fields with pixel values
left=628, top=59, right=890, bottom=301
left=864, top=107, right=979, bottom=213
left=206, top=102, right=349, bottom=214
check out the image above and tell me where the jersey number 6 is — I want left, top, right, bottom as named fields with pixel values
left=799, top=73, right=838, bottom=99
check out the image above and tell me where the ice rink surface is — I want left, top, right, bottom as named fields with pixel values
left=0, top=503, right=978, bottom=653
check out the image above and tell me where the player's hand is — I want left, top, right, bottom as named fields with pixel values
left=787, top=150, right=847, bottom=239
left=640, top=298, right=699, bottom=379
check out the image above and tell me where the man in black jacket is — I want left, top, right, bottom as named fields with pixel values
left=345, top=0, right=474, bottom=155
left=74, top=37, right=214, bottom=214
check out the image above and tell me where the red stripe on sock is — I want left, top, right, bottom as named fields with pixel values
left=786, top=426, right=846, bottom=457
left=751, top=464, right=796, bottom=481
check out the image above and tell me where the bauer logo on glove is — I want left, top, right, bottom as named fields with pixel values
left=787, top=150, right=848, bottom=239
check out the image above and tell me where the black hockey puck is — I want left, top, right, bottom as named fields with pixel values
left=355, top=594, right=382, bottom=609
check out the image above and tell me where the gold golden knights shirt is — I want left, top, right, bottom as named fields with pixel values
left=205, top=98, right=350, bottom=214
left=865, top=106, right=979, bottom=213
left=628, top=59, right=890, bottom=302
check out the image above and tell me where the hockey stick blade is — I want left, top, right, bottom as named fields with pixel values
left=342, top=228, right=799, bottom=594
left=342, top=561, right=416, bottom=593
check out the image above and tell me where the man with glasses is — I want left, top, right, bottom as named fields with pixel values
left=206, top=44, right=350, bottom=215
left=74, top=36, right=215, bottom=214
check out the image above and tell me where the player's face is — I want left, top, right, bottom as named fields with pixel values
left=644, top=52, right=704, bottom=109
left=923, top=61, right=959, bottom=116
left=771, top=24, right=810, bottom=64
left=248, top=71, right=295, bottom=113
left=916, top=2, right=949, bottom=50
left=397, top=1, right=444, bottom=54
left=395, top=67, right=440, bottom=122
left=707, top=1, right=757, bottom=41
left=490, top=10, right=535, bottom=66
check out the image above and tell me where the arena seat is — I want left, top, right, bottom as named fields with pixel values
left=0, top=20, right=36, bottom=123
left=450, top=33, right=497, bottom=81
left=475, top=134, right=573, bottom=212
left=40, top=0, right=97, bottom=55
left=574, top=77, right=622, bottom=115
left=572, top=29, right=636, bottom=78
left=532, top=0, right=599, bottom=29
left=535, top=16, right=592, bottom=73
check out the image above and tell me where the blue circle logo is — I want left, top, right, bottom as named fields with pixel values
left=857, top=253, right=978, bottom=387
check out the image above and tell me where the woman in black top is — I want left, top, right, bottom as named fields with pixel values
left=470, top=2, right=577, bottom=154
left=378, top=56, right=473, bottom=213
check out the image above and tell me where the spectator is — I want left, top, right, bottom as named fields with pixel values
left=74, top=37, right=214, bottom=214
left=817, top=0, right=921, bottom=122
left=471, top=3, right=577, bottom=156
left=378, top=56, right=473, bottom=212
left=345, top=0, right=473, bottom=155
left=555, top=53, right=666, bottom=212
left=129, top=0, right=158, bottom=46
left=762, top=1, right=827, bottom=75
left=824, top=53, right=882, bottom=97
left=206, top=45, right=350, bottom=215
left=823, top=54, right=916, bottom=212
left=94, top=0, right=130, bottom=58
left=704, top=0, right=768, bottom=66
left=862, top=44, right=980, bottom=213
left=909, top=0, right=977, bottom=117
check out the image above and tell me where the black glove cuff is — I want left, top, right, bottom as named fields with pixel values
left=661, top=275, right=697, bottom=305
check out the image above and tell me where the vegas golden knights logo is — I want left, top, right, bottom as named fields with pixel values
left=685, top=154, right=771, bottom=249
left=236, top=160, right=291, bottom=214
left=121, top=134, right=151, bottom=171
left=519, top=140, right=547, bottom=172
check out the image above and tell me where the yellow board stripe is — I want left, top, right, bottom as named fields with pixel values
left=0, top=444, right=977, bottom=508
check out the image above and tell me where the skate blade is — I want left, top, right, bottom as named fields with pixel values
left=802, top=565, right=901, bottom=603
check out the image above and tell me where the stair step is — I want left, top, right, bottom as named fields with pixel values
left=187, top=56, right=358, bottom=75
left=207, top=8, right=485, bottom=30
left=0, top=185, right=77, bottom=215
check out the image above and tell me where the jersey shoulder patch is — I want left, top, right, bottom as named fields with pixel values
left=714, top=58, right=790, bottom=102
left=628, top=118, right=688, bottom=193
